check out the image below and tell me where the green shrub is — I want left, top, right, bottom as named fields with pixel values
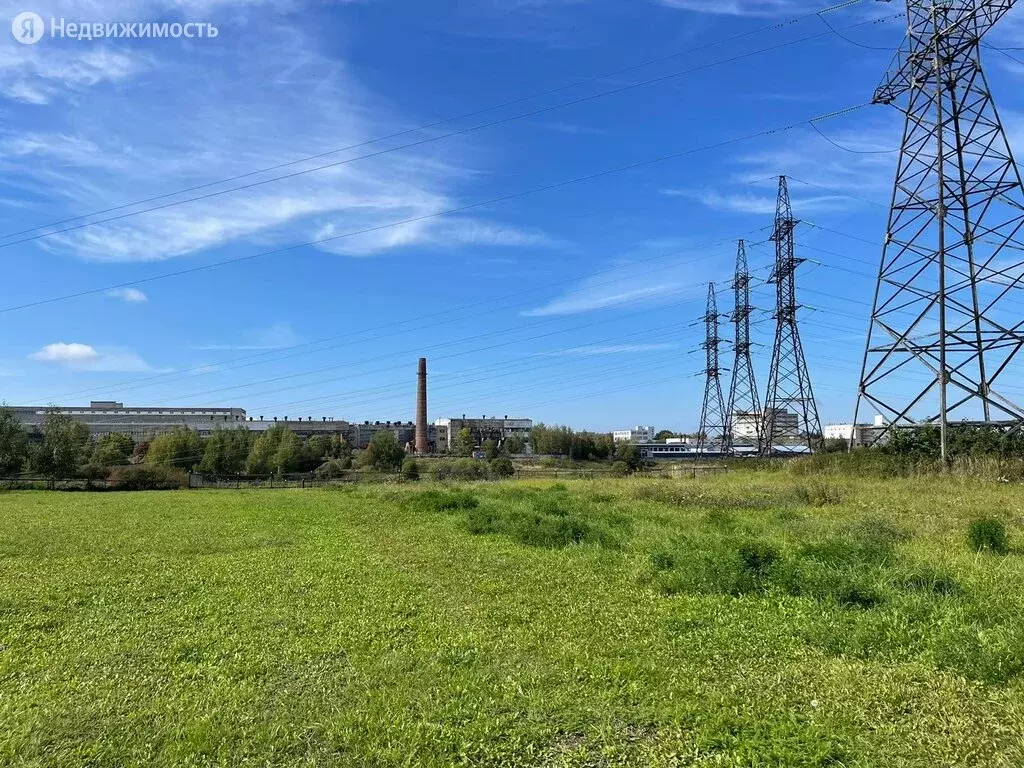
left=466, top=506, right=497, bottom=534
left=738, top=542, right=780, bottom=578
left=453, top=458, right=485, bottom=480
left=78, top=463, right=111, bottom=481
left=401, top=458, right=420, bottom=481
left=109, top=465, right=188, bottom=491
left=409, top=489, right=479, bottom=514
left=314, top=459, right=349, bottom=479
left=898, top=566, right=959, bottom=596
left=967, top=516, right=1009, bottom=554
left=488, top=457, right=514, bottom=478
left=610, top=461, right=630, bottom=476
left=649, top=551, right=675, bottom=571
left=511, top=512, right=591, bottom=548
left=791, top=480, right=843, bottom=507
left=836, top=583, right=882, bottom=609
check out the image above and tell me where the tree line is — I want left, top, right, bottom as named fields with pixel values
left=0, top=409, right=523, bottom=480
left=0, top=410, right=664, bottom=481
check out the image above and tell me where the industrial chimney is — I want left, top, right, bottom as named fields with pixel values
left=415, top=357, right=428, bottom=454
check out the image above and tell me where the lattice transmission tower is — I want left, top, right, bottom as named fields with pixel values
left=697, top=282, right=729, bottom=456
left=761, top=176, right=822, bottom=454
left=853, top=0, right=1024, bottom=459
left=726, top=239, right=762, bottom=454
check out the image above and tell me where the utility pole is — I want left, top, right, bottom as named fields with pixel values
left=854, top=0, right=1024, bottom=460
left=761, top=176, right=822, bottom=455
left=697, top=282, right=729, bottom=457
left=726, top=239, right=761, bottom=455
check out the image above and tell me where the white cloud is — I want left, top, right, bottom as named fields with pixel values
left=28, top=342, right=157, bottom=372
left=1, top=12, right=558, bottom=263
left=30, top=342, right=99, bottom=364
left=0, top=45, right=143, bottom=105
left=106, top=287, right=147, bottom=303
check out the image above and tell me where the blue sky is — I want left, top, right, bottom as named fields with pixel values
left=1, top=0, right=1024, bottom=432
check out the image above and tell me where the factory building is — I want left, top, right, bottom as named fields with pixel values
left=8, top=402, right=248, bottom=439
left=434, top=416, right=533, bottom=452
left=729, top=409, right=801, bottom=440
left=613, top=426, right=656, bottom=443
left=7, top=401, right=419, bottom=449
left=824, top=415, right=887, bottom=447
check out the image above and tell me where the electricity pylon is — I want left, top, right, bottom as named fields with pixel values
left=697, top=282, right=729, bottom=456
left=726, top=239, right=762, bottom=454
left=761, top=176, right=822, bottom=454
left=854, top=0, right=1024, bottom=460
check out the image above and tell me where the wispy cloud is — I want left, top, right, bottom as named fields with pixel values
left=28, top=342, right=160, bottom=372
left=539, top=342, right=676, bottom=356
left=524, top=282, right=684, bottom=316
left=670, top=188, right=854, bottom=215
left=653, top=0, right=816, bottom=17
left=535, top=121, right=608, bottom=136
left=2, top=6, right=558, bottom=263
left=193, top=322, right=302, bottom=351
left=106, top=287, right=147, bottom=303
left=0, top=45, right=143, bottom=105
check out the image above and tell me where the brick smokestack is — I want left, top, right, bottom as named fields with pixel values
left=415, top=357, right=428, bottom=454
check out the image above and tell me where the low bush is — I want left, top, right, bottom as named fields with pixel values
left=78, top=463, right=111, bottom=481
left=408, top=489, right=479, bottom=514
left=791, top=480, right=843, bottom=507
left=401, top=458, right=420, bottom=481
left=108, top=465, right=188, bottom=491
left=897, top=566, right=959, bottom=596
left=314, top=459, right=349, bottom=479
left=967, top=516, right=1009, bottom=554
left=488, top=457, right=515, bottom=478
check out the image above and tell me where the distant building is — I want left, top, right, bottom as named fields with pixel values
left=824, top=415, right=887, bottom=447
left=613, top=426, right=656, bottom=443
left=434, top=416, right=532, bottom=452
left=731, top=409, right=802, bottom=441
left=730, top=411, right=761, bottom=440
left=8, top=402, right=248, bottom=440
left=7, top=401, right=419, bottom=449
left=636, top=442, right=698, bottom=460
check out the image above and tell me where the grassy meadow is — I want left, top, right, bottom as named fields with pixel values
left=1, top=471, right=1024, bottom=766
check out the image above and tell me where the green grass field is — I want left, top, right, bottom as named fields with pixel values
left=2, top=473, right=1023, bottom=766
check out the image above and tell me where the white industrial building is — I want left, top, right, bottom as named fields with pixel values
left=434, top=416, right=533, bottom=451
left=613, top=426, right=656, bottom=443
left=824, top=415, right=887, bottom=447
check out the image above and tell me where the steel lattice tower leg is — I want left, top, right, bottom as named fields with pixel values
left=854, top=0, right=1024, bottom=460
left=697, top=282, right=729, bottom=456
left=726, top=239, right=762, bottom=455
left=761, top=176, right=822, bottom=454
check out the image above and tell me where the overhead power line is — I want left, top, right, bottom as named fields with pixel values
left=0, top=104, right=872, bottom=315
left=0, top=1, right=873, bottom=245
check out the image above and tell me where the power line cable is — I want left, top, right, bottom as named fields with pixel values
left=0, top=1, right=873, bottom=245
left=0, top=104, right=873, bottom=315
left=40, top=226, right=771, bottom=403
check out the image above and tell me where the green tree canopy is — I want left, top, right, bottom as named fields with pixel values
left=91, top=432, right=134, bottom=467
left=29, top=411, right=92, bottom=478
left=361, top=430, right=405, bottom=472
left=0, top=407, right=28, bottom=476
left=454, top=427, right=475, bottom=457
left=146, top=428, right=205, bottom=471
left=199, top=428, right=251, bottom=475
